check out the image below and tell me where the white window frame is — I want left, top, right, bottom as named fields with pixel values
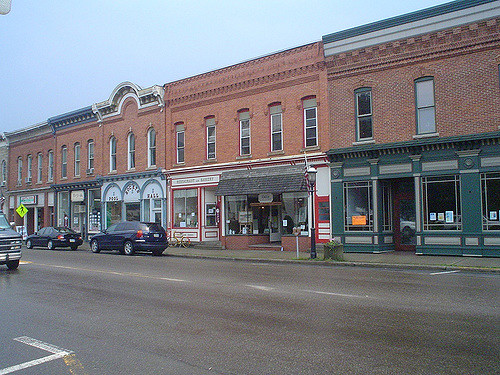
left=148, top=128, right=156, bottom=168
left=239, top=111, right=251, bottom=156
left=87, top=140, right=94, bottom=172
left=17, top=157, right=22, bottom=185
left=303, top=98, right=318, bottom=148
left=48, top=150, right=54, bottom=182
left=37, top=153, right=43, bottom=183
left=74, top=143, right=80, bottom=177
left=27, top=154, right=32, bottom=182
left=128, top=133, right=135, bottom=170
left=1, top=160, right=6, bottom=185
left=206, top=117, right=216, bottom=160
left=355, top=88, right=373, bottom=141
left=415, top=77, right=436, bottom=134
left=61, top=146, right=67, bottom=179
left=110, top=137, right=117, bottom=172
left=176, top=124, right=185, bottom=164
left=270, top=104, right=283, bottom=152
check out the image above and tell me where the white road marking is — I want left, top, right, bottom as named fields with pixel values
left=302, top=289, right=369, bottom=299
left=246, top=284, right=275, bottom=291
left=0, top=337, right=73, bottom=375
left=430, top=270, right=460, bottom=275
left=33, top=263, right=188, bottom=283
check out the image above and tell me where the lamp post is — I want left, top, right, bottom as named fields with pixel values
left=306, top=166, right=317, bottom=259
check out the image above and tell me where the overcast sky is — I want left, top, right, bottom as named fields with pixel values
left=1, top=0, right=448, bottom=133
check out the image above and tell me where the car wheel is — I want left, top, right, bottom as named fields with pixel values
left=123, top=241, right=135, bottom=256
left=47, top=240, right=55, bottom=250
left=91, top=240, right=100, bottom=253
left=6, top=260, right=19, bottom=270
left=152, top=249, right=163, bottom=257
left=26, top=239, right=33, bottom=249
left=70, top=245, right=78, bottom=251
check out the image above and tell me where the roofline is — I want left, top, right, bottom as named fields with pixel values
left=322, top=0, right=498, bottom=45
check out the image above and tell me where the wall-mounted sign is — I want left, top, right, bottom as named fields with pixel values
left=258, top=193, right=273, bottom=203
left=172, top=175, right=219, bottom=187
left=20, top=195, right=37, bottom=205
left=71, top=190, right=85, bottom=202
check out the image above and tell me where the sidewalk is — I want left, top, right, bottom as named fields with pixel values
left=79, top=242, right=500, bottom=273
left=164, top=245, right=500, bottom=273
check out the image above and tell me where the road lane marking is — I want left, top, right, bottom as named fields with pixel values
left=301, top=289, right=369, bottom=299
left=430, top=270, right=460, bottom=275
left=30, top=263, right=189, bottom=283
left=0, top=337, right=73, bottom=375
left=246, top=284, right=275, bottom=291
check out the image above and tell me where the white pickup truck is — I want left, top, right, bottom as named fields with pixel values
left=0, top=212, right=22, bottom=270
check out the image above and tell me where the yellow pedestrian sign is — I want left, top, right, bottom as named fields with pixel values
left=16, top=204, right=28, bottom=218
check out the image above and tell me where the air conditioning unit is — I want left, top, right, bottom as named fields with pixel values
left=86, top=168, right=94, bottom=175
left=25, top=177, right=32, bottom=184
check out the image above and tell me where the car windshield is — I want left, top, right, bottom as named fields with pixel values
left=54, top=227, right=77, bottom=234
left=0, top=214, right=10, bottom=230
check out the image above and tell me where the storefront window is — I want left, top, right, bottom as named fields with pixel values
left=88, top=189, right=101, bottom=232
left=282, top=192, right=308, bottom=235
left=57, top=192, right=70, bottom=227
left=344, top=181, right=373, bottom=231
left=481, top=173, right=500, bottom=230
left=382, top=183, right=393, bottom=231
left=422, top=175, right=461, bottom=230
left=225, top=195, right=247, bottom=234
left=125, top=202, right=140, bottom=221
left=173, top=189, right=198, bottom=228
left=106, top=201, right=122, bottom=227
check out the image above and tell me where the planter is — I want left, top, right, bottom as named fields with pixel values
left=323, top=241, right=344, bottom=261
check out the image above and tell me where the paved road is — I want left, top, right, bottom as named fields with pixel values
left=1, top=248, right=499, bottom=374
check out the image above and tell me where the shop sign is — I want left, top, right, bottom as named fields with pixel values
left=71, top=190, right=85, bottom=202
left=172, top=175, right=219, bottom=187
left=20, top=195, right=37, bottom=205
left=258, top=193, right=273, bottom=203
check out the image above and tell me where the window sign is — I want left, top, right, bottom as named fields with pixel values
left=445, top=211, right=454, bottom=223
left=490, top=211, right=498, bottom=221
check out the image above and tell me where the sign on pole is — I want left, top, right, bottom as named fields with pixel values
left=16, top=204, right=28, bottom=218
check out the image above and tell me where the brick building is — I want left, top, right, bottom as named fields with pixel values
left=323, top=0, right=500, bottom=256
left=163, top=42, right=330, bottom=250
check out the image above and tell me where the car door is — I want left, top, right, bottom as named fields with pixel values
left=41, top=228, right=53, bottom=247
left=111, top=223, right=129, bottom=249
left=33, top=228, right=46, bottom=247
left=99, top=224, right=117, bottom=250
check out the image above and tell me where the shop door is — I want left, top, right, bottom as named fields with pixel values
left=269, top=205, right=281, bottom=242
left=393, top=178, right=416, bottom=251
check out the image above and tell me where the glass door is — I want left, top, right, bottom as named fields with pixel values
left=393, top=178, right=416, bottom=251
left=269, top=205, right=281, bottom=242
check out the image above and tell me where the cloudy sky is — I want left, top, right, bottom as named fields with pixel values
left=1, top=0, right=448, bottom=133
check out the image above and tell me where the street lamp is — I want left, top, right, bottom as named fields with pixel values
left=306, top=166, right=317, bottom=259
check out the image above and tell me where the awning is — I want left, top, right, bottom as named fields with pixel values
left=215, top=165, right=308, bottom=196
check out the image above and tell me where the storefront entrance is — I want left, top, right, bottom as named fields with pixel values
left=392, top=178, right=416, bottom=252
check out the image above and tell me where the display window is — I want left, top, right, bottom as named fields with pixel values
left=173, top=189, right=198, bottom=228
left=106, top=201, right=122, bottom=227
left=88, top=189, right=101, bottom=232
left=344, top=181, right=373, bottom=231
left=422, top=175, right=461, bottom=231
left=481, top=172, right=500, bottom=231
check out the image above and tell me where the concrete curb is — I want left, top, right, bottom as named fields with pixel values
left=168, top=253, right=500, bottom=274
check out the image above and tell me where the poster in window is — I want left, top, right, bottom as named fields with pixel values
left=445, top=211, right=454, bottom=223
left=429, top=212, right=437, bottom=221
left=438, top=212, right=445, bottom=221
left=490, top=211, right=498, bottom=221
left=352, top=215, right=367, bottom=225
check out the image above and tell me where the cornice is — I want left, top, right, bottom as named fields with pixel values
left=48, top=107, right=97, bottom=133
left=97, top=168, right=166, bottom=183
left=326, top=19, right=499, bottom=79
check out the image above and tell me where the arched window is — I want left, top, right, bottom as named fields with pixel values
left=37, top=153, right=43, bottom=183
left=355, top=87, right=373, bottom=141
left=148, top=128, right=156, bottom=167
left=110, top=136, right=117, bottom=172
left=128, top=133, right=135, bottom=170
left=48, top=150, right=54, bottom=182
left=17, top=157, right=22, bottom=185
left=27, top=154, right=32, bottom=183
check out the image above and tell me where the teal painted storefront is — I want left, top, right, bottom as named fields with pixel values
left=327, top=132, right=500, bottom=257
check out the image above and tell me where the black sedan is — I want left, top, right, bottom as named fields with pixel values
left=90, top=221, right=168, bottom=256
left=26, top=227, right=83, bottom=250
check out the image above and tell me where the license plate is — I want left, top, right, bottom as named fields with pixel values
left=70, top=239, right=75, bottom=242
left=153, top=234, right=160, bottom=238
